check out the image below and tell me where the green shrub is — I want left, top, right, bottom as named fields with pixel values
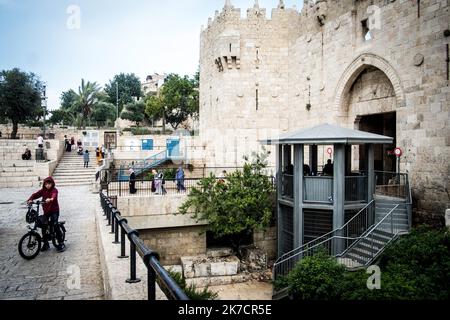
left=280, top=226, right=450, bottom=300
left=163, top=168, right=177, bottom=180
left=131, top=127, right=152, bottom=136
left=286, top=251, right=347, bottom=300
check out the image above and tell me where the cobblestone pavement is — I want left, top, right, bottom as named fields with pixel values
left=0, top=186, right=104, bottom=300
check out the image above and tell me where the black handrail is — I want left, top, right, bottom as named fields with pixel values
left=99, top=192, right=189, bottom=300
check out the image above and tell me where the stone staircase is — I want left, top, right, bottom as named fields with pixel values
left=52, top=152, right=97, bottom=186
left=0, top=161, right=40, bottom=188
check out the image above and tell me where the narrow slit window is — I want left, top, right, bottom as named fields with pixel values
left=362, top=19, right=371, bottom=41
left=256, top=89, right=259, bottom=111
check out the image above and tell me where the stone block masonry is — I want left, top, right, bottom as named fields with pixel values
left=199, top=0, right=450, bottom=217
left=139, top=226, right=207, bottom=266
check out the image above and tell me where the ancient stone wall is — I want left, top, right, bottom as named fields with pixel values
left=200, top=0, right=450, bottom=215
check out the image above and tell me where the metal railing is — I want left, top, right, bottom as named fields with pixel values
left=345, top=175, right=368, bottom=203
left=340, top=204, right=401, bottom=269
left=106, top=177, right=212, bottom=197
left=281, top=175, right=367, bottom=204
left=114, top=146, right=167, bottom=152
left=99, top=192, right=189, bottom=300
left=273, top=200, right=375, bottom=279
left=304, top=176, right=333, bottom=203
left=281, top=174, right=293, bottom=199
left=374, top=171, right=408, bottom=199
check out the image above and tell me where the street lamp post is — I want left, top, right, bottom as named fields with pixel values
left=41, top=84, right=47, bottom=139
left=116, top=82, right=119, bottom=126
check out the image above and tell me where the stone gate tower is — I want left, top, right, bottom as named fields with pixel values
left=199, top=0, right=450, bottom=218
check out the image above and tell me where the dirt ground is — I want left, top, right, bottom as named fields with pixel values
left=207, top=280, right=273, bottom=300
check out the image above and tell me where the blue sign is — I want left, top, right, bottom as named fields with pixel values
left=141, top=139, right=154, bottom=151
left=167, top=138, right=180, bottom=157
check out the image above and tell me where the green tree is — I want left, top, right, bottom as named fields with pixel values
left=104, top=73, right=142, bottom=115
left=161, top=74, right=199, bottom=130
left=144, top=94, right=165, bottom=129
left=92, top=102, right=116, bottom=128
left=72, top=79, right=101, bottom=129
left=0, top=68, right=44, bottom=139
left=60, top=89, right=77, bottom=111
left=178, top=149, right=275, bottom=253
left=49, top=109, right=74, bottom=126
left=121, top=101, right=145, bottom=127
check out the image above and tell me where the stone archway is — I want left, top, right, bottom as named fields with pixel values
left=334, top=53, right=404, bottom=172
left=334, top=53, right=405, bottom=117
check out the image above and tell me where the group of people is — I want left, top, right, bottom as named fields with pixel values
left=21, top=134, right=45, bottom=160
left=128, top=167, right=186, bottom=195
left=284, top=160, right=334, bottom=176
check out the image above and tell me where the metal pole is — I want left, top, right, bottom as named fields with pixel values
left=148, top=266, right=156, bottom=300
left=126, top=241, right=141, bottom=284
left=116, top=82, right=119, bottom=123
left=113, top=218, right=120, bottom=244
left=118, top=225, right=129, bottom=259
left=110, top=211, right=115, bottom=234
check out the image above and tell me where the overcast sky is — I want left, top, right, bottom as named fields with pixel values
left=0, top=0, right=303, bottom=110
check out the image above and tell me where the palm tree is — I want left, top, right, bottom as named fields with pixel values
left=73, top=79, right=100, bottom=129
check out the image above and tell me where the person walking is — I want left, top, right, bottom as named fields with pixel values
left=129, top=168, right=137, bottom=194
left=37, top=134, right=44, bottom=149
left=176, top=166, right=186, bottom=192
left=83, top=150, right=90, bottom=168
left=154, top=170, right=163, bottom=195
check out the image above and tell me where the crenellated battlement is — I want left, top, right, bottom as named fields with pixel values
left=201, top=0, right=301, bottom=36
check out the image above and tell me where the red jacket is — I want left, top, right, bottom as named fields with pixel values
left=28, top=177, right=60, bottom=215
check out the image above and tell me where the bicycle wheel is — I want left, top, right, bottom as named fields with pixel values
left=52, top=225, right=66, bottom=248
left=18, top=232, right=42, bottom=260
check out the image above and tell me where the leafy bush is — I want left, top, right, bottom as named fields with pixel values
left=285, top=251, right=347, bottom=300
left=131, top=127, right=152, bottom=136
left=163, top=168, right=177, bottom=180
left=178, top=149, right=275, bottom=253
left=165, top=270, right=218, bottom=300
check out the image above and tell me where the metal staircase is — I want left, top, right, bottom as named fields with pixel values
left=118, top=150, right=170, bottom=181
left=273, top=172, right=412, bottom=299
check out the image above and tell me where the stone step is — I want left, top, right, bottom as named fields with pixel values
left=0, top=176, right=39, bottom=183
left=0, top=171, right=36, bottom=177
left=53, top=170, right=95, bottom=178
left=0, top=181, right=39, bottom=188
left=55, top=166, right=97, bottom=170
left=0, top=161, right=36, bottom=168
left=56, top=181, right=93, bottom=186
left=53, top=170, right=97, bottom=175
left=0, top=166, right=35, bottom=172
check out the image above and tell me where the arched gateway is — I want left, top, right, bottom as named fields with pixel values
left=334, top=53, right=405, bottom=172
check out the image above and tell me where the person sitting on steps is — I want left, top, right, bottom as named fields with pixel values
left=22, top=148, right=32, bottom=160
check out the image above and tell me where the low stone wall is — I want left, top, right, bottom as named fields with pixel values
left=253, top=226, right=277, bottom=262
left=139, top=226, right=207, bottom=265
left=34, top=160, right=58, bottom=181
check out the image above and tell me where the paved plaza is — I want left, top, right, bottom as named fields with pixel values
left=0, top=186, right=104, bottom=300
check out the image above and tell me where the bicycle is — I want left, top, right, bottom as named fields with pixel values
left=18, top=200, right=67, bottom=260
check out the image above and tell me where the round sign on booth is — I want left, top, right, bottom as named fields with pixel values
left=327, top=148, right=333, bottom=155
left=394, top=148, right=403, bottom=158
